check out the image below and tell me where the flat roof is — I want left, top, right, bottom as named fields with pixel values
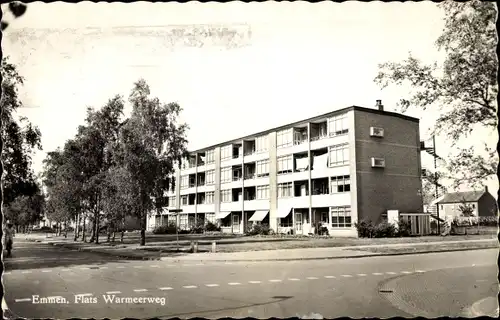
left=188, top=105, right=419, bottom=153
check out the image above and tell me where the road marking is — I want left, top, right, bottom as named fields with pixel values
left=205, top=284, right=219, bottom=287
left=288, top=278, right=300, bottom=281
left=306, top=277, right=319, bottom=280
left=21, top=271, right=32, bottom=274
left=248, top=281, right=261, bottom=284
left=269, top=279, right=282, bottom=283
left=372, top=272, right=383, bottom=276
left=341, top=275, right=352, bottom=278
left=324, top=276, right=336, bottom=279
left=401, top=271, right=413, bottom=274
left=133, top=266, right=143, bottom=269
left=75, top=293, right=93, bottom=297
left=195, top=263, right=203, bottom=266
left=357, top=274, right=367, bottom=277
left=4, top=272, right=11, bottom=275
left=116, top=266, right=125, bottom=269
left=100, top=266, right=108, bottom=269
left=150, top=265, right=159, bottom=268
left=79, top=267, right=89, bottom=270
left=159, top=287, right=173, bottom=291
left=106, top=291, right=121, bottom=294
left=61, top=269, right=71, bottom=272
left=183, top=285, right=197, bottom=289
left=386, top=272, right=397, bottom=275
left=415, top=270, right=426, bottom=273
left=166, top=264, right=175, bottom=267
left=228, top=282, right=241, bottom=285
left=41, top=270, right=52, bottom=273
left=133, top=289, right=148, bottom=292
left=225, top=262, right=233, bottom=265
left=14, top=298, right=31, bottom=302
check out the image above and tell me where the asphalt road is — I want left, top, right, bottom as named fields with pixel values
left=3, top=239, right=498, bottom=319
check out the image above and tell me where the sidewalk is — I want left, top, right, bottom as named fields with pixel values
left=23, top=233, right=498, bottom=262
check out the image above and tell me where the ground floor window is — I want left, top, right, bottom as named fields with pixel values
left=167, top=215, right=176, bottom=224
left=220, top=215, right=231, bottom=227
left=330, top=206, right=352, bottom=228
left=280, top=213, right=293, bottom=227
left=205, top=213, right=216, bottom=224
left=179, top=214, right=188, bottom=229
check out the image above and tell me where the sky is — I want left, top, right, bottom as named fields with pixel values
left=2, top=1, right=497, bottom=195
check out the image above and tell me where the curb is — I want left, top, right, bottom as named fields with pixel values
left=159, top=246, right=499, bottom=263
left=25, top=238, right=498, bottom=263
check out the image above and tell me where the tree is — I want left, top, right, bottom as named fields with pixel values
left=114, top=79, right=188, bottom=246
left=1, top=57, right=43, bottom=230
left=374, top=0, right=497, bottom=188
left=458, top=198, right=475, bottom=217
left=1, top=2, right=27, bottom=31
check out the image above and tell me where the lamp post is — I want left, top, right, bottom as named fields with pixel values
left=169, top=209, right=183, bottom=251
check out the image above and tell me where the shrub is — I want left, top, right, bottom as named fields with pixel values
left=397, top=218, right=411, bottom=237
left=246, top=223, right=272, bottom=236
left=205, top=221, right=221, bottom=232
left=373, top=221, right=397, bottom=238
left=354, top=219, right=375, bottom=238
left=152, top=223, right=178, bottom=234
left=479, top=216, right=499, bottom=227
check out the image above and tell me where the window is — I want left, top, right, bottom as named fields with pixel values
left=328, top=113, right=349, bottom=136
left=205, top=191, right=215, bottom=204
left=221, top=145, right=232, bottom=160
left=206, top=149, right=215, bottom=164
left=206, top=170, right=215, bottom=185
left=180, top=175, right=189, bottom=189
left=330, top=206, right=352, bottom=228
left=330, top=175, right=351, bottom=193
left=472, top=204, right=475, bottom=208
left=256, top=135, right=268, bottom=153
left=197, top=174, right=205, bottom=186
left=277, top=128, right=293, bottom=148
left=221, top=190, right=231, bottom=203
left=168, top=196, right=176, bottom=207
left=181, top=196, right=188, bottom=206
left=280, top=213, right=293, bottom=227
left=440, top=205, right=443, bottom=210
left=179, top=214, right=188, bottom=228
left=278, top=182, right=293, bottom=198
left=277, top=155, right=293, bottom=174
left=256, top=185, right=270, bottom=199
left=221, top=167, right=232, bottom=183
left=256, top=159, right=270, bottom=177
left=329, top=143, right=349, bottom=166
left=205, top=213, right=216, bottom=224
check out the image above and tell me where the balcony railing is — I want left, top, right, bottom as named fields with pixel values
left=244, top=173, right=256, bottom=180
left=294, top=139, right=307, bottom=146
left=310, top=134, right=328, bottom=141
left=189, top=183, right=196, bottom=188
left=232, top=176, right=243, bottom=182
left=244, top=149, right=256, bottom=156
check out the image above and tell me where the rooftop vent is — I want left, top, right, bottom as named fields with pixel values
left=376, top=100, right=384, bottom=111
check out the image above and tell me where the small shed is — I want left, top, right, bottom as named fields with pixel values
left=399, top=212, right=431, bottom=236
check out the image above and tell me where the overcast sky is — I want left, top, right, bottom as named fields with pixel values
left=3, top=1, right=497, bottom=194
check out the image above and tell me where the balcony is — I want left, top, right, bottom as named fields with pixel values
left=310, top=121, right=328, bottom=141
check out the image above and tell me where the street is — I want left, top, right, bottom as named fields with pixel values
left=3, top=239, right=498, bottom=319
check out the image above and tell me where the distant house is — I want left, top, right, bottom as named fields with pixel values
left=436, top=187, right=498, bottom=219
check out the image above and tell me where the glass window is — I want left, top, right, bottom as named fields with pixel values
left=180, top=175, right=189, bottom=189
left=256, top=159, right=270, bottom=177
left=181, top=196, right=188, bottom=206
left=329, top=143, right=349, bottom=166
left=205, top=192, right=215, bottom=204
left=277, top=129, right=293, bottom=148
left=330, top=206, right=352, bottom=228
left=328, top=113, right=349, bottom=136
left=256, top=135, right=268, bottom=153
left=221, top=190, right=231, bottom=203
left=205, top=213, right=216, bottom=224
left=330, top=175, right=351, bottom=193
left=277, top=155, right=293, bottom=174
left=169, top=196, right=176, bottom=207
left=256, top=185, right=270, bottom=199
left=221, top=145, right=232, bottom=160
left=206, top=149, right=215, bottom=164
left=206, top=170, right=215, bottom=185
left=278, top=182, right=293, bottom=198
left=221, top=167, right=232, bottom=183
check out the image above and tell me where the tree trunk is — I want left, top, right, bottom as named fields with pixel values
left=95, top=211, right=100, bottom=245
left=120, top=230, right=124, bottom=243
left=82, top=213, right=87, bottom=242
left=74, top=212, right=80, bottom=241
left=112, top=230, right=116, bottom=242
left=89, top=218, right=95, bottom=243
left=140, top=212, right=147, bottom=246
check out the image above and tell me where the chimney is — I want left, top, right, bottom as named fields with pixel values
left=376, top=99, right=384, bottom=111
left=485, top=185, right=488, bottom=193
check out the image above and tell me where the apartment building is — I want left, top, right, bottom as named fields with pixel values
left=147, top=100, right=423, bottom=237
